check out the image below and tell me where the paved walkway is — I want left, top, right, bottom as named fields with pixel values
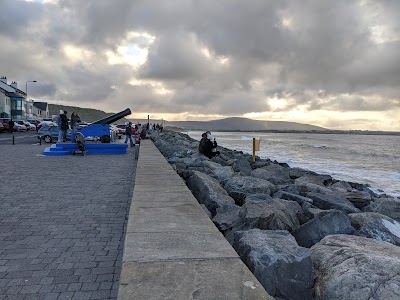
left=0, top=144, right=137, bottom=300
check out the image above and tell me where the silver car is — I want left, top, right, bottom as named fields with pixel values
left=37, top=125, right=72, bottom=143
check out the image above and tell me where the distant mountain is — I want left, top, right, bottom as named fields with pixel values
left=165, top=117, right=326, bottom=131
left=48, top=105, right=325, bottom=131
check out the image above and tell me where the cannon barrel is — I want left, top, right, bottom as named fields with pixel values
left=91, top=108, right=131, bottom=125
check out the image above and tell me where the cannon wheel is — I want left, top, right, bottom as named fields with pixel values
left=100, top=135, right=111, bottom=143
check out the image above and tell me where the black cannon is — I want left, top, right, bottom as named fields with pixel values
left=78, top=108, right=131, bottom=143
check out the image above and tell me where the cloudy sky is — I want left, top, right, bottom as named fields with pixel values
left=1, top=0, right=399, bottom=130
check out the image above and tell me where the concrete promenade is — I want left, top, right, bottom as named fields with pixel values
left=0, top=143, right=137, bottom=300
left=118, top=140, right=271, bottom=299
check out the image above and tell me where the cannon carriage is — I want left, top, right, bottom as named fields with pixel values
left=76, top=108, right=131, bottom=143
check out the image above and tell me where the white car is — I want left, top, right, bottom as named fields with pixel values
left=28, top=122, right=37, bottom=130
left=38, top=121, right=57, bottom=130
left=14, top=123, right=27, bottom=132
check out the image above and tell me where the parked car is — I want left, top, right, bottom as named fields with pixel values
left=116, top=124, right=126, bottom=132
left=110, top=124, right=123, bottom=139
left=14, top=123, right=27, bottom=132
left=37, top=121, right=57, bottom=130
left=27, top=119, right=41, bottom=131
left=15, top=120, right=33, bottom=131
left=0, top=118, right=11, bottom=132
left=38, top=125, right=72, bottom=143
left=0, top=122, right=4, bottom=133
left=28, top=123, right=37, bottom=131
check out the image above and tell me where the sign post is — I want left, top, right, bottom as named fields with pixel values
left=252, top=137, right=260, bottom=162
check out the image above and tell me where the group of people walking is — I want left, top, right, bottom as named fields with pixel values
left=124, top=122, right=150, bottom=147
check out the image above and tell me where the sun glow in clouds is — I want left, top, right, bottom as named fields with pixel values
left=201, top=48, right=230, bottom=65
left=25, top=0, right=58, bottom=3
left=132, top=112, right=226, bottom=122
left=63, top=45, right=94, bottom=64
left=281, top=17, right=293, bottom=29
left=106, top=32, right=156, bottom=66
left=129, top=79, right=174, bottom=95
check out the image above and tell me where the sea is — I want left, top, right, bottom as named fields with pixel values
left=187, top=131, right=400, bottom=198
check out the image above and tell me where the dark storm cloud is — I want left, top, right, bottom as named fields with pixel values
left=0, top=0, right=399, bottom=120
left=28, top=83, right=56, bottom=98
left=0, top=0, right=43, bottom=36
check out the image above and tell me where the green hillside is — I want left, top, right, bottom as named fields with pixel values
left=48, top=104, right=128, bottom=123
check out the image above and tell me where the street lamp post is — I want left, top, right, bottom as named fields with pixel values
left=26, top=80, right=37, bottom=100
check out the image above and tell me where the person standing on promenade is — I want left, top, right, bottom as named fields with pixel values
left=56, top=110, right=69, bottom=142
left=70, top=112, right=76, bottom=131
left=124, top=122, right=134, bottom=147
left=70, top=112, right=81, bottom=131
left=8, top=119, right=14, bottom=133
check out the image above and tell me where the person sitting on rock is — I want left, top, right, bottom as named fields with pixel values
left=199, top=131, right=220, bottom=159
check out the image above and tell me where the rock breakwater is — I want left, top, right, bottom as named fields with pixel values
left=150, top=131, right=400, bottom=300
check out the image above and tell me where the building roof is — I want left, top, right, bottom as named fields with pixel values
left=33, top=102, right=48, bottom=111
left=5, top=91, right=23, bottom=98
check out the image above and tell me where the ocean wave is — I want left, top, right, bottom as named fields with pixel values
left=241, top=136, right=256, bottom=141
left=314, top=144, right=328, bottom=149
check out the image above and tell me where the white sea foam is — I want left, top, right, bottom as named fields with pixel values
left=241, top=136, right=253, bottom=141
left=382, top=220, right=400, bottom=238
left=313, top=144, right=328, bottom=149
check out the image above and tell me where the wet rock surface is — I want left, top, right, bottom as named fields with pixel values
left=151, top=131, right=400, bottom=299
left=311, top=234, right=400, bottom=300
left=234, top=229, right=314, bottom=300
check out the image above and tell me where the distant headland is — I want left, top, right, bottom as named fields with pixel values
left=48, top=104, right=400, bottom=136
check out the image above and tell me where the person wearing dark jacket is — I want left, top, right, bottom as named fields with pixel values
left=199, top=131, right=220, bottom=159
left=56, top=110, right=69, bottom=142
left=70, top=112, right=80, bottom=131
left=8, top=119, right=14, bottom=133
left=124, top=122, right=134, bottom=147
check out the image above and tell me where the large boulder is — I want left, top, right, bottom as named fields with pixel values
left=185, top=171, right=236, bottom=216
left=289, top=168, right=318, bottom=179
left=363, top=196, right=400, bottom=222
left=291, top=210, right=354, bottom=248
left=233, top=229, right=313, bottom=300
left=239, top=195, right=301, bottom=231
left=349, top=212, right=400, bottom=246
left=328, top=180, right=353, bottom=192
left=296, top=182, right=334, bottom=195
left=212, top=206, right=242, bottom=233
left=232, top=157, right=253, bottom=175
left=251, top=165, right=292, bottom=185
left=224, top=176, right=276, bottom=196
left=311, top=234, right=400, bottom=300
left=153, top=139, right=189, bottom=158
left=340, top=191, right=372, bottom=209
left=295, top=174, right=332, bottom=186
left=307, top=193, right=360, bottom=214
left=212, top=206, right=243, bottom=244
left=201, top=161, right=235, bottom=183
left=274, top=190, right=313, bottom=205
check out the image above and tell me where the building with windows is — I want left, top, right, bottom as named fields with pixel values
left=0, top=77, right=27, bottom=120
left=0, top=88, right=11, bottom=118
left=0, top=77, right=49, bottom=120
left=31, top=101, right=49, bottom=118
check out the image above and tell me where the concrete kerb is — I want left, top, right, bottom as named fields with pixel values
left=118, top=139, right=272, bottom=299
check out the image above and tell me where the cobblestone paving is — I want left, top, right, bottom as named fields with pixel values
left=0, top=143, right=137, bottom=299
